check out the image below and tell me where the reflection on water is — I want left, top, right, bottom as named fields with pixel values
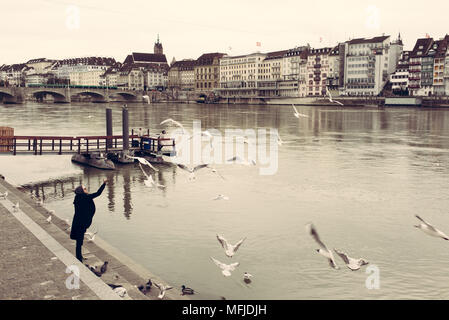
left=2, top=102, right=449, bottom=299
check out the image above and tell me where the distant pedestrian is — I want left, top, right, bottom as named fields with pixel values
left=158, top=130, right=167, bottom=152
left=70, top=180, right=107, bottom=262
left=137, top=128, right=144, bottom=138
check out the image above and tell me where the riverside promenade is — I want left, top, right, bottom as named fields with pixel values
left=0, top=177, right=187, bottom=300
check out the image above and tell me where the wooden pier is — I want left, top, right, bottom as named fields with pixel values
left=0, top=134, right=175, bottom=157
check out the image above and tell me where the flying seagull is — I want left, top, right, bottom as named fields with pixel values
left=142, top=95, right=150, bottom=104
left=139, top=163, right=165, bottom=188
left=160, top=118, right=185, bottom=133
left=154, top=282, right=173, bottom=299
left=213, top=194, right=229, bottom=201
left=277, top=133, right=284, bottom=146
left=208, top=166, right=226, bottom=180
left=292, top=104, right=310, bottom=118
left=210, top=257, right=240, bottom=277
left=226, top=156, right=256, bottom=166
left=305, top=223, right=339, bottom=270
left=177, top=163, right=209, bottom=180
left=126, top=155, right=159, bottom=171
left=85, top=229, right=98, bottom=242
left=326, top=87, right=344, bottom=106
left=333, top=249, right=369, bottom=271
left=216, top=234, right=246, bottom=258
left=0, top=191, right=8, bottom=200
left=414, top=215, right=449, bottom=240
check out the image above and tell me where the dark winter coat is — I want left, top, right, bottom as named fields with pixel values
left=70, top=182, right=106, bottom=240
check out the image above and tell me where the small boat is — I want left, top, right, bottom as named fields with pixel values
left=71, top=153, right=115, bottom=170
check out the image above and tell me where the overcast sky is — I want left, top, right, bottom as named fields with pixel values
left=1, top=0, right=448, bottom=65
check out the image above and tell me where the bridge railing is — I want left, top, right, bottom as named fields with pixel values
left=0, top=134, right=175, bottom=155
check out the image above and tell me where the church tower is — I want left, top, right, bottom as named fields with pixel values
left=154, top=34, right=163, bottom=55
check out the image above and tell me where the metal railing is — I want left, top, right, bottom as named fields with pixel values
left=0, top=134, right=175, bottom=156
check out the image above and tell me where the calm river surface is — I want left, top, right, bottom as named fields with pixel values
left=2, top=101, right=449, bottom=299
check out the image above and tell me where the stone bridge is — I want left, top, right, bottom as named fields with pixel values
left=0, top=87, right=149, bottom=104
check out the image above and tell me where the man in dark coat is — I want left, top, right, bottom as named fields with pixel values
left=70, top=179, right=107, bottom=262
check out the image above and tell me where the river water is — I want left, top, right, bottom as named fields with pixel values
left=1, top=101, right=449, bottom=300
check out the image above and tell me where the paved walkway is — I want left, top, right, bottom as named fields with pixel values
left=0, top=177, right=186, bottom=300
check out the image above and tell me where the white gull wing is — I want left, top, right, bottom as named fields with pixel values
left=333, top=249, right=367, bottom=271
left=415, top=215, right=449, bottom=240
left=193, top=164, right=209, bottom=172
left=160, top=118, right=185, bottom=131
left=177, top=163, right=192, bottom=173
left=128, top=156, right=159, bottom=172
left=291, top=104, right=299, bottom=116
left=216, top=234, right=229, bottom=251
left=305, top=223, right=327, bottom=250
left=211, top=257, right=239, bottom=276
left=231, top=237, right=246, bottom=255
left=306, top=223, right=339, bottom=269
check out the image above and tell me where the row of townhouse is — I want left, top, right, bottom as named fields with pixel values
left=1, top=37, right=169, bottom=91
left=169, top=34, right=404, bottom=98
left=390, top=35, right=449, bottom=96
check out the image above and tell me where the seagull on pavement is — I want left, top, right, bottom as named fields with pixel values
left=414, top=215, right=449, bottom=240
left=210, top=257, right=240, bottom=277
left=216, top=234, right=246, bottom=258
left=154, top=282, right=173, bottom=299
left=305, top=223, right=339, bottom=270
left=333, top=249, right=369, bottom=271
left=142, top=95, right=150, bottom=104
left=12, top=202, right=19, bottom=212
left=113, top=287, right=127, bottom=298
left=46, top=215, right=52, bottom=223
left=292, top=104, right=309, bottom=118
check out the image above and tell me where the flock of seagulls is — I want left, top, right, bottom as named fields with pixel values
left=210, top=234, right=252, bottom=285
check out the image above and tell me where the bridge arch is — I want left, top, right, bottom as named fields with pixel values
left=31, top=90, right=68, bottom=103
left=0, top=90, right=15, bottom=104
left=111, top=91, right=137, bottom=101
left=72, top=90, right=107, bottom=103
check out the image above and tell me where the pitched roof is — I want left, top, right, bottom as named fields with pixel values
left=195, top=53, right=226, bottom=66
left=126, top=52, right=168, bottom=64
left=435, top=35, right=449, bottom=58
left=410, top=38, right=434, bottom=58
left=347, top=35, right=390, bottom=45
left=170, top=59, right=196, bottom=70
